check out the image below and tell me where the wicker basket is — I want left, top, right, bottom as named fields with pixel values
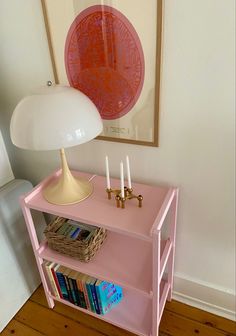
left=44, top=217, right=107, bottom=262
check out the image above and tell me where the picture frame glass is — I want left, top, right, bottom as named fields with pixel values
left=42, top=0, right=161, bottom=146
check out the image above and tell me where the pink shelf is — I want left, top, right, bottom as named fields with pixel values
left=21, top=169, right=179, bottom=336
left=25, top=170, right=172, bottom=241
left=48, top=286, right=157, bottom=336
left=38, top=231, right=153, bottom=295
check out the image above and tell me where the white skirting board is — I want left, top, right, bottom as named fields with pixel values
left=173, top=273, right=236, bottom=321
left=0, top=179, right=46, bottom=332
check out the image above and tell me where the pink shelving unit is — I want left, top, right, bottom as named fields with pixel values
left=20, top=170, right=178, bottom=336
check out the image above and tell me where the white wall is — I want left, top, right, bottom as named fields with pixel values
left=0, top=0, right=235, bottom=319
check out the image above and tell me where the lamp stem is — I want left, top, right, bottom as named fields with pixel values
left=60, top=148, right=74, bottom=183
left=43, top=148, right=93, bottom=205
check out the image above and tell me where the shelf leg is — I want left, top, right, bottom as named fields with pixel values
left=38, top=256, right=55, bottom=308
left=152, top=230, right=161, bottom=336
left=20, top=198, right=55, bottom=308
left=167, top=190, right=178, bottom=301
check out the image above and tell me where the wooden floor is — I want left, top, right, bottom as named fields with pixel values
left=1, top=285, right=235, bottom=336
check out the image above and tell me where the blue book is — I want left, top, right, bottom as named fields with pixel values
left=95, top=280, right=123, bottom=315
left=68, top=272, right=79, bottom=306
left=86, top=276, right=96, bottom=313
left=55, top=265, right=69, bottom=301
left=63, top=268, right=74, bottom=303
left=90, top=280, right=100, bottom=314
left=69, top=270, right=81, bottom=307
left=70, top=227, right=81, bottom=239
left=94, top=280, right=104, bottom=313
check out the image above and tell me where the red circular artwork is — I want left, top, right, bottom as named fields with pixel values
left=65, top=5, right=145, bottom=120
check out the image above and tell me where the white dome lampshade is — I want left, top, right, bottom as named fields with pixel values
left=10, top=85, right=103, bottom=205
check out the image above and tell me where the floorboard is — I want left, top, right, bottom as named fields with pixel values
left=1, top=320, right=45, bottom=336
left=1, top=285, right=235, bottom=336
left=165, top=300, right=236, bottom=335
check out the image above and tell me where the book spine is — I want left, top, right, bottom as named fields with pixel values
left=51, top=266, right=63, bottom=298
left=90, top=283, right=100, bottom=314
left=45, top=264, right=60, bottom=298
left=82, top=278, right=91, bottom=311
left=68, top=277, right=78, bottom=305
left=71, top=279, right=81, bottom=307
left=76, top=278, right=87, bottom=309
left=64, top=274, right=74, bottom=303
left=86, top=282, right=95, bottom=313
left=55, top=271, right=69, bottom=301
left=42, top=262, right=53, bottom=294
left=95, top=283, right=103, bottom=314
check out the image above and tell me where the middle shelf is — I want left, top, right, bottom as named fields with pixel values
left=38, top=230, right=170, bottom=296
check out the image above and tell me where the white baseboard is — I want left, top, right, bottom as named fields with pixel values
left=172, top=273, right=236, bottom=321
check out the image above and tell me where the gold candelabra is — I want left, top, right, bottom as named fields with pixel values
left=106, top=186, right=143, bottom=209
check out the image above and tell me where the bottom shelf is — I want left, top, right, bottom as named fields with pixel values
left=48, top=279, right=170, bottom=336
left=49, top=288, right=152, bottom=336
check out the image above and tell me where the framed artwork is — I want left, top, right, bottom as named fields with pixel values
left=41, top=0, right=162, bottom=146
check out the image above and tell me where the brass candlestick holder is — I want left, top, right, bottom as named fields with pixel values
left=106, top=186, right=143, bottom=209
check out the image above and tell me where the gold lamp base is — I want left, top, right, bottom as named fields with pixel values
left=43, top=148, right=93, bottom=205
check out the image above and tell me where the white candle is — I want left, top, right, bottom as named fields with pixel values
left=105, top=156, right=110, bottom=189
left=126, top=155, right=132, bottom=189
left=120, top=161, right=125, bottom=198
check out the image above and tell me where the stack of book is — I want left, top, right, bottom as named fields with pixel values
left=42, top=261, right=123, bottom=315
left=55, top=219, right=97, bottom=242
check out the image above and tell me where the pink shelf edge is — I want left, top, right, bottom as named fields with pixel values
left=150, top=188, right=177, bottom=234
left=23, top=169, right=62, bottom=203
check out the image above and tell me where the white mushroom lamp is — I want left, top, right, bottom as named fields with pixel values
left=10, top=84, right=103, bottom=205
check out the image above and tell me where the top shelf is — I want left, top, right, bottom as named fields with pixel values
left=23, top=170, right=175, bottom=241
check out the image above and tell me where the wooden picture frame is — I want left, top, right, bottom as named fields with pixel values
left=41, top=0, right=162, bottom=146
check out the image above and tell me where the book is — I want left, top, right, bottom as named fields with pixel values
left=56, top=222, right=79, bottom=238
left=66, top=220, right=97, bottom=242
left=90, top=278, right=101, bottom=314
left=43, top=261, right=60, bottom=298
left=42, top=261, right=53, bottom=294
left=55, top=265, right=69, bottom=301
left=52, top=264, right=63, bottom=298
left=70, top=227, right=81, bottom=239
left=43, top=262, right=123, bottom=315
left=56, top=220, right=97, bottom=241
left=75, top=272, right=87, bottom=309
left=67, top=273, right=78, bottom=305
left=64, top=225, right=78, bottom=238
left=80, top=274, right=91, bottom=310
left=95, top=280, right=123, bottom=315
left=68, top=270, right=80, bottom=306
left=56, top=222, right=71, bottom=235
left=85, top=276, right=96, bottom=313
left=62, top=267, right=74, bottom=303
left=95, top=280, right=103, bottom=313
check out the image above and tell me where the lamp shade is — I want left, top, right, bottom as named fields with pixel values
left=10, top=85, right=103, bottom=150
